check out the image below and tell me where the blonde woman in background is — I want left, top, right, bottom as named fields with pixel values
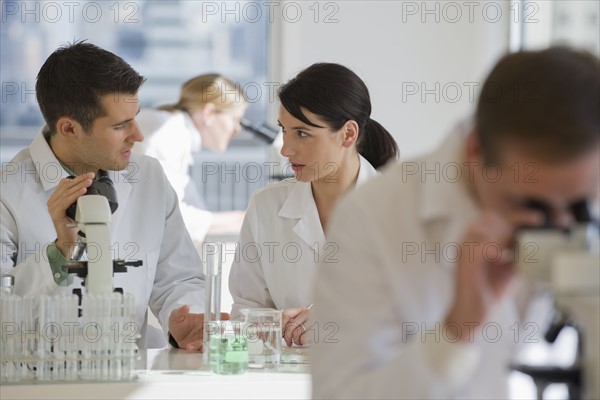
left=135, top=74, right=249, bottom=246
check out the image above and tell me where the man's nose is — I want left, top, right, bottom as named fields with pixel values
left=131, top=120, right=144, bottom=142
left=551, top=208, right=575, bottom=230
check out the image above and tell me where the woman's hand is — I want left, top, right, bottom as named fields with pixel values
left=282, top=306, right=312, bottom=346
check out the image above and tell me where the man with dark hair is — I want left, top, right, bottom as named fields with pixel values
left=312, top=47, right=599, bottom=398
left=1, top=42, right=208, bottom=350
left=476, top=47, right=598, bottom=164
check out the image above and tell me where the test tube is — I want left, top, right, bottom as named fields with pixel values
left=213, top=243, right=223, bottom=322
left=122, top=293, right=135, bottom=379
left=2, top=294, right=22, bottom=382
left=22, top=296, right=36, bottom=381
left=37, top=295, right=49, bottom=381
left=203, top=243, right=215, bottom=364
left=110, top=292, right=122, bottom=380
left=81, top=294, right=94, bottom=380
left=65, top=294, right=78, bottom=381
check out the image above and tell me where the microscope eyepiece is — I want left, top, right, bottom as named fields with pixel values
left=240, top=118, right=279, bottom=144
left=66, top=170, right=118, bottom=220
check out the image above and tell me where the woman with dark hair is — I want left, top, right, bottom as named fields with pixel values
left=228, top=63, right=398, bottom=346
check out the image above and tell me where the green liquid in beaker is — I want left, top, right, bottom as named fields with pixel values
left=209, top=334, right=249, bottom=375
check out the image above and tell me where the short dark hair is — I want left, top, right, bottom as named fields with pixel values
left=36, top=41, right=145, bottom=136
left=278, top=63, right=398, bottom=170
left=476, top=47, right=599, bottom=164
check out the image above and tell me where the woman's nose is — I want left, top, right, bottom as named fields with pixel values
left=233, top=123, right=242, bottom=136
left=280, top=138, right=294, bottom=157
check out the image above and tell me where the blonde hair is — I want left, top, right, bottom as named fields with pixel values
left=159, top=74, right=247, bottom=113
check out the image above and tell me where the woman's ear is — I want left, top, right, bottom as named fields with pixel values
left=201, top=103, right=217, bottom=127
left=341, top=120, right=359, bottom=148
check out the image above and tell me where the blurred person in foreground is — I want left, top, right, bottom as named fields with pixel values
left=311, top=47, right=599, bottom=399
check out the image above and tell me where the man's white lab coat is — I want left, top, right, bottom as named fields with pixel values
left=311, top=122, right=553, bottom=399
left=229, top=155, right=379, bottom=318
left=0, top=132, right=205, bottom=345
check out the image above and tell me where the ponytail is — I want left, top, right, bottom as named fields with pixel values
left=157, top=103, right=181, bottom=113
left=357, top=118, right=399, bottom=169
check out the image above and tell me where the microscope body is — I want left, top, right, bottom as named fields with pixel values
left=65, top=173, right=141, bottom=295
left=74, top=195, right=114, bottom=294
left=517, top=224, right=599, bottom=399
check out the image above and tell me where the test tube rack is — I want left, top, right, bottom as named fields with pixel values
left=0, top=291, right=138, bottom=383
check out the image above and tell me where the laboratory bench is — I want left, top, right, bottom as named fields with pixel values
left=0, top=347, right=312, bottom=399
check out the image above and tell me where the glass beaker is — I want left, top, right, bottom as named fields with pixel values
left=208, top=321, right=248, bottom=375
left=240, top=308, right=283, bottom=369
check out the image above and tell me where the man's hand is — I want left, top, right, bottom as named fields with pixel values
left=168, top=306, right=230, bottom=352
left=282, top=306, right=311, bottom=347
left=168, top=305, right=206, bottom=351
left=444, top=209, right=543, bottom=341
left=47, top=173, right=95, bottom=257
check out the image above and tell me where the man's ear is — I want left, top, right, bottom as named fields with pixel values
left=341, top=120, right=359, bottom=148
left=55, top=117, right=80, bottom=138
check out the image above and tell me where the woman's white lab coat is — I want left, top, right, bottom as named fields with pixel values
left=0, top=132, right=205, bottom=346
left=134, top=109, right=213, bottom=245
left=228, top=155, right=378, bottom=318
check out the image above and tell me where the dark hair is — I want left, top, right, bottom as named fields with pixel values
left=278, top=63, right=398, bottom=169
left=36, top=41, right=145, bottom=136
left=476, top=47, right=599, bottom=164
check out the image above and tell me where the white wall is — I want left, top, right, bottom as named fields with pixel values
left=270, top=1, right=510, bottom=159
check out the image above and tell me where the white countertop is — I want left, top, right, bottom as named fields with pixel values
left=0, top=348, right=312, bottom=400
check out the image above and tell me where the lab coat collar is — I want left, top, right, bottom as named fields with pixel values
left=279, top=155, right=377, bottom=219
left=278, top=178, right=324, bottom=247
left=30, top=129, right=134, bottom=235
left=181, top=111, right=202, bottom=154
left=356, top=154, right=379, bottom=185
left=30, top=130, right=71, bottom=192
left=278, top=180, right=314, bottom=220
left=419, top=120, right=480, bottom=223
left=30, top=129, right=132, bottom=189
left=107, top=161, right=135, bottom=237
left=279, top=155, right=378, bottom=246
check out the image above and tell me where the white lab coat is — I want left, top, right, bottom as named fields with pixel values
left=311, top=122, right=554, bottom=399
left=0, top=132, right=205, bottom=346
left=229, top=155, right=379, bottom=318
left=134, top=109, right=213, bottom=245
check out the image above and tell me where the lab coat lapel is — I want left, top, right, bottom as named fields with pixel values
left=418, top=122, right=479, bottom=257
left=279, top=181, right=326, bottom=247
left=106, top=166, right=133, bottom=238
left=278, top=156, right=377, bottom=248
left=29, top=129, right=134, bottom=240
left=356, top=154, right=379, bottom=184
